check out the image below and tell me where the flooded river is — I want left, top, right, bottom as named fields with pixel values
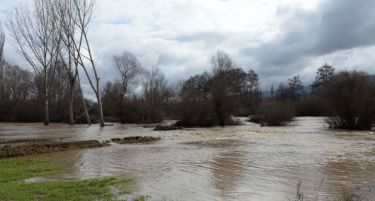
left=1, top=117, right=375, bottom=201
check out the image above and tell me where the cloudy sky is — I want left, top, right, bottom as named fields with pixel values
left=1, top=0, right=375, bottom=90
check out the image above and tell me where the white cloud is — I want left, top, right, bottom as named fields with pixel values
left=2, top=0, right=375, bottom=91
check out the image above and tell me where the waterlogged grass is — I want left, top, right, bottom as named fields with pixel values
left=0, top=155, right=63, bottom=183
left=0, top=177, right=135, bottom=201
left=0, top=155, right=137, bottom=201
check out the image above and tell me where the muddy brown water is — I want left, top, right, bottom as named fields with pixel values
left=1, top=117, right=375, bottom=201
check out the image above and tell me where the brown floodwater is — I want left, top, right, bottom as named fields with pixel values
left=1, top=117, right=375, bottom=201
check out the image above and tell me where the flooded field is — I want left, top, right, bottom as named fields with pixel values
left=1, top=117, right=375, bottom=201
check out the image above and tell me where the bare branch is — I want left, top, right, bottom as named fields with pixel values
left=7, top=0, right=62, bottom=125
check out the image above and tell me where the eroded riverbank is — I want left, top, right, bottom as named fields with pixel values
left=0, top=136, right=160, bottom=158
left=1, top=117, right=375, bottom=201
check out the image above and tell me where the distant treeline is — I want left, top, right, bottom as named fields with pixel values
left=1, top=0, right=375, bottom=131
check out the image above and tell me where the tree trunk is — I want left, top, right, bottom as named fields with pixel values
left=80, top=93, right=91, bottom=125
left=44, top=86, right=49, bottom=126
left=97, top=92, right=105, bottom=127
left=68, top=84, right=75, bottom=125
left=78, top=81, right=91, bottom=125
left=118, top=98, right=124, bottom=123
left=44, top=66, right=50, bottom=126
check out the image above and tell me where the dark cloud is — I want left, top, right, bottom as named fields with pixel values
left=242, top=0, right=375, bottom=71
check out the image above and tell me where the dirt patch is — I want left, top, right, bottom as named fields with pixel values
left=154, top=125, right=183, bottom=131
left=0, top=140, right=108, bottom=158
left=111, top=136, right=161, bottom=144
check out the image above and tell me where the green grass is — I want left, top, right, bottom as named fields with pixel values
left=0, top=155, right=64, bottom=183
left=0, top=177, right=135, bottom=201
left=0, top=155, right=136, bottom=201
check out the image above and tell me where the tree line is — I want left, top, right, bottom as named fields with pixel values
left=1, top=0, right=375, bottom=131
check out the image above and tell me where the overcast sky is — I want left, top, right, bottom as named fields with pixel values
left=1, top=0, right=375, bottom=90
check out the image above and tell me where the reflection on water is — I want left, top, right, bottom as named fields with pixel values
left=2, top=117, right=375, bottom=201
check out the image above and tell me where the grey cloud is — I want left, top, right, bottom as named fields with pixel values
left=242, top=0, right=375, bottom=70
left=175, top=31, right=228, bottom=46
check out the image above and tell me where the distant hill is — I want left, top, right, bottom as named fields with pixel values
left=262, top=75, right=375, bottom=98
left=262, top=85, right=312, bottom=98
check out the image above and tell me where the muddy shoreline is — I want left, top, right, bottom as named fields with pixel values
left=0, top=136, right=161, bottom=158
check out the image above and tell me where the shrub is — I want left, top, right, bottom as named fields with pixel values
left=326, top=71, right=375, bottom=130
left=252, top=100, right=296, bottom=126
left=296, top=95, right=330, bottom=117
left=176, top=102, right=218, bottom=127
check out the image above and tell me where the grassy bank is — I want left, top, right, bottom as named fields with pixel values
left=0, top=155, right=136, bottom=201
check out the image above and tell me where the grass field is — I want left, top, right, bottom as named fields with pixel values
left=0, top=154, right=136, bottom=201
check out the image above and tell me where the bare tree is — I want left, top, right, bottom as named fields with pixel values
left=178, top=72, right=216, bottom=127
left=326, top=71, right=375, bottom=130
left=142, top=67, right=169, bottom=123
left=211, top=50, right=235, bottom=126
left=0, top=63, right=34, bottom=121
left=54, top=0, right=93, bottom=125
left=288, top=75, right=304, bottom=100
left=77, top=72, right=91, bottom=124
left=8, top=0, right=62, bottom=125
left=243, top=69, right=261, bottom=114
left=55, top=0, right=78, bottom=125
left=113, top=51, right=143, bottom=122
left=58, top=0, right=104, bottom=126
left=276, top=83, right=290, bottom=100
left=0, top=22, right=5, bottom=105
left=2, top=64, right=33, bottom=104
left=312, top=63, right=335, bottom=95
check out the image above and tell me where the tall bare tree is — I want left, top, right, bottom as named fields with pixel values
left=113, top=51, right=143, bottom=122
left=312, top=63, right=335, bottom=95
left=288, top=75, right=304, bottom=100
left=8, top=0, right=62, bottom=125
left=56, top=0, right=104, bottom=126
left=142, top=67, right=169, bottom=123
left=326, top=71, right=375, bottom=130
left=77, top=72, right=91, bottom=124
left=211, top=50, right=235, bottom=126
left=54, top=0, right=92, bottom=125
left=0, top=22, right=5, bottom=104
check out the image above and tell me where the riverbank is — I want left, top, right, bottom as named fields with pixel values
left=0, top=154, right=141, bottom=201
left=0, top=136, right=160, bottom=158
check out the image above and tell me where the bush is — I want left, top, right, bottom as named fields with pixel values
left=120, top=98, right=164, bottom=124
left=176, top=102, right=218, bottom=127
left=296, top=95, right=330, bottom=116
left=326, top=71, right=375, bottom=130
left=251, top=100, right=296, bottom=126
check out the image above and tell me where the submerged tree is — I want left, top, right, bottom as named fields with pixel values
left=55, top=0, right=83, bottom=125
left=142, top=67, right=170, bottom=123
left=326, top=71, right=375, bottom=130
left=210, top=51, right=236, bottom=126
left=178, top=72, right=215, bottom=127
left=0, top=22, right=5, bottom=106
left=55, top=0, right=103, bottom=126
left=113, top=51, right=143, bottom=122
left=8, top=0, right=62, bottom=125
